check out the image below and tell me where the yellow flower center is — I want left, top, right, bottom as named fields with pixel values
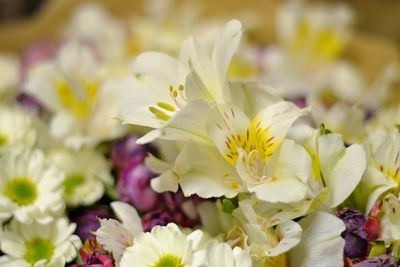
left=4, top=177, right=37, bottom=206
left=24, top=238, right=55, bottom=265
left=152, top=254, right=183, bottom=267
left=63, top=174, right=85, bottom=196
left=55, top=78, right=98, bottom=119
left=290, top=20, right=344, bottom=64
left=224, top=115, right=278, bottom=166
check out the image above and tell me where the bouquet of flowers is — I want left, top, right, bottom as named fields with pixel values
left=0, top=1, right=399, bottom=266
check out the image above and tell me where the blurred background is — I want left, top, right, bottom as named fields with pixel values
left=1, top=0, right=400, bottom=50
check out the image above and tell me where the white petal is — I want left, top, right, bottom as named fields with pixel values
left=318, top=134, right=367, bottom=208
left=150, top=170, right=179, bottom=193
left=212, top=19, right=243, bottom=96
left=133, top=52, right=181, bottom=86
left=268, top=220, right=302, bottom=256
left=163, top=100, right=212, bottom=144
left=289, top=212, right=345, bottom=267
left=178, top=143, right=243, bottom=198
left=250, top=178, right=308, bottom=203
left=111, top=201, right=143, bottom=235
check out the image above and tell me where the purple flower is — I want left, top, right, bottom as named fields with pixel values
left=141, top=191, right=203, bottom=232
left=337, top=208, right=368, bottom=239
left=352, top=254, right=397, bottom=267
left=16, top=93, right=46, bottom=116
left=117, top=161, right=159, bottom=212
left=71, top=207, right=113, bottom=241
left=111, top=134, right=155, bottom=171
left=142, top=208, right=174, bottom=232
left=342, top=232, right=370, bottom=259
left=337, top=208, right=370, bottom=259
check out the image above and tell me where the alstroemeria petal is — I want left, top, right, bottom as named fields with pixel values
left=268, top=220, right=302, bottom=257
left=212, top=19, right=243, bottom=96
left=318, top=134, right=367, bottom=208
left=110, top=201, right=143, bottom=235
left=133, top=51, right=181, bottom=86
left=289, top=212, right=345, bottom=267
left=178, top=143, right=243, bottom=198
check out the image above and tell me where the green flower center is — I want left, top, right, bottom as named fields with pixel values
left=24, top=238, right=55, bottom=265
left=4, top=177, right=37, bottom=206
left=0, top=134, right=8, bottom=146
left=64, top=174, right=85, bottom=195
left=152, top=254, right=183, bottom=267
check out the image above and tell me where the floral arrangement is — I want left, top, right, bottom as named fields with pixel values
left=0, top=1, right=399, bottom=267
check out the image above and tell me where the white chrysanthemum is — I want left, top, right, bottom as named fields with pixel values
left=48, top=148, right=113, bottom=206
left=0, top=218, right=81, bottom=267
left=120, top=223, right=204, bottom=267
left=0, top=106, right=37, bottom=153
left=0, top=54, right=19, bottom=97
left=0, top=149, right=65, bottom=223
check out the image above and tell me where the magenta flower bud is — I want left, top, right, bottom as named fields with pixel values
left=111, top=134, right=154, bottom=170
left=71, top=207, right=113, bottom=242
left=352, top=254, right=397, bottom=267
left=117, top=161, right=159, bottom=212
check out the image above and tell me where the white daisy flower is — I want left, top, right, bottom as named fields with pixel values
left=120, top=223, right=205, bottom=267
left=0, top=218, right=81, bottom=267
left=0, top=149, right=65, bottom=223
left=0, top=106, right=37, bottom=153
left=47, top=148, right=113, bottom=206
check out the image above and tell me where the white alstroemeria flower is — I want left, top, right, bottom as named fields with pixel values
left=263, top=1, right=354, bottom=99
left=0, top=106, right=37, bottom=153
left=95, top=201, right=143, bottom=265
left=25, top=42, right=125, bottom=148
left=120, top=223, right=205, bottom=267
left=0, top=218, right=81, bottom=267
left=0, top=54, right=19, bottom=99
left=207, top=101, right=311, bottom=203
left=368, top=104, right=400, bottom=134
left=64, top=3, right=127, bottom=61
left=0, top=149, right=64, bottom=224
left=354, top=129, right=400, bottom=213
left=120, top=19, right=243, bottom=144
left=196, top=240, right=252, bottom=267
left=47, top=148, right=113, bottom=206
left=312, top=103, right=365, bottom=143
left=303, top=129, right=367, bottom=210
left=379, top=193, right=400, bottom=244
left=149, top=142, right=244, bottom=198
left=288, top=212, right=345, bottom=267
left=233, top=199, right=302, bottom=260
